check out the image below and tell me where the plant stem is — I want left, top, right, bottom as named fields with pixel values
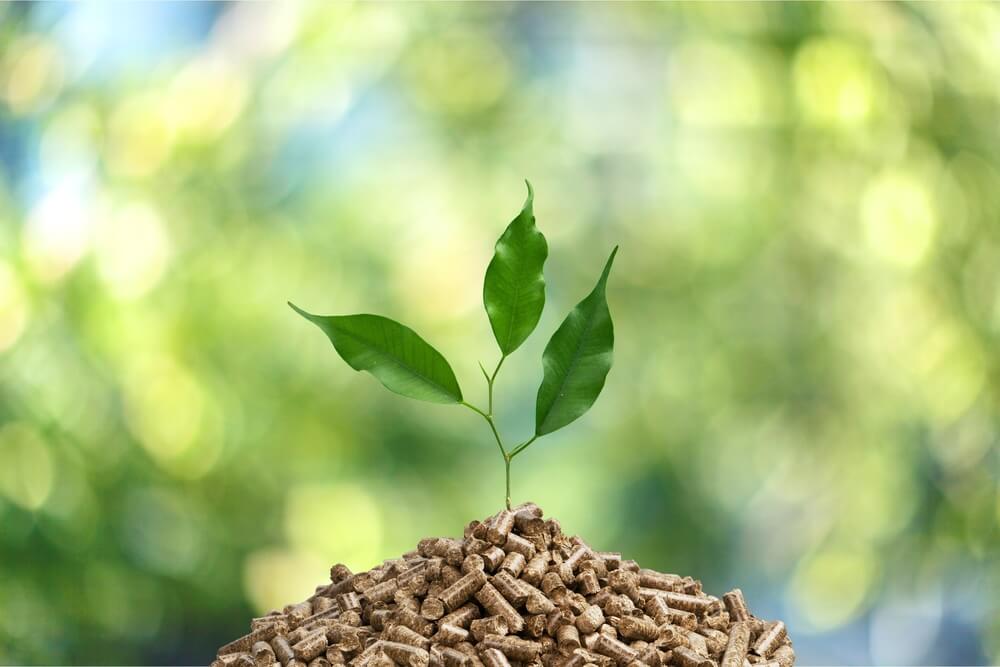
left=487, top=356, right=505, bottom=416
left=509, top=434, right=538, bottom=458
left=461, top=400, right=510, bottom=507
left=462, top=356, right=523, bottom=510
left=505, top=455, right=512, bottom=510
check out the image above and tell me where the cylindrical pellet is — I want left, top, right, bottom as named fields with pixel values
left=723, top=589, right=750, bottom=622
left=618, top=616, right=658, bottom=642
left=752, top=622, right=786, bottom=658
left=481, top=634, right=542, bottom=662
left=576, top=605, right=605, bottom=634
left=475, top=583, right=525, bottom=633
left=557, top=624, right=582, bottom=651
left=470, top=615, right=509, bottom=642
left=438, top=569, right=488, bottom=612
left=480, top=648, right=511, bottom=667
left=673, top=647, right=713, bottom=667
left=721, top=621, right=751, bottom=667
left=487, top=511, right=516, bottom=545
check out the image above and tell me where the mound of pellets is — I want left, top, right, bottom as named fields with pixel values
left=213, top=504, right=794, bottom=667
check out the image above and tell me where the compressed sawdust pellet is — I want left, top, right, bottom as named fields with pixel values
left=212, top=504, right=794, bottom=667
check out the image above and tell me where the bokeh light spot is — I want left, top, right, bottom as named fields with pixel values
left=669, top=40, right=775, bottom=127
left=243, top=548, right=329, bottom=615
left=22, top=179, right=98, bottom=283
left=284, top=483, right=382, bottom=568
left=106, top=92, right=175, bottom=178
left=95, top=201, right=171, bottom=300
left=2, top=35, right=64, bottom=114
left=0, top=260, right=29, bottom=352
left=789, top=547, right=877, bottom=630
left=407, top=33, right=510, bottom=115
left=794, top=37, right=876, bottom=125
left=167, top=55, right=248, bottom=140
left=861, top=169, right=936, bottom=267
left=124, top=357, right=206, bottom=469
left=0, top=422, right=54, bottom=510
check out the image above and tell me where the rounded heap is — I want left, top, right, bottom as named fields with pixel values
left=213, top=504, right=794, bottom=667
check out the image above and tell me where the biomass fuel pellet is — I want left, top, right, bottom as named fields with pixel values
left=212, top=505, right=794, bottom=667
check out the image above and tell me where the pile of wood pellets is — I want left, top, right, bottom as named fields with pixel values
left=212, top=504, right=794, bottom=667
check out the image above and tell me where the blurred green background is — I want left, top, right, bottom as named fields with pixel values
left=0, top=2, right=998, bottom=665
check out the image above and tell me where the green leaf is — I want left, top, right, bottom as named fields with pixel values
left=289, top=304, right=463, bottom=404
left=484, top=181, right=549, bottom=356
left=534, top=247, right=618, bottom=436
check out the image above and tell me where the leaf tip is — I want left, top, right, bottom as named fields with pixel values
left=521, top=179, right=534, bottom=216
left=288, top=301, right=314, bottom=321
left=601, top=245, right=619, bottom=282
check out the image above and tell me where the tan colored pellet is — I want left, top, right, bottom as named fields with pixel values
left=673, top=647, right=713, bottom=667
left=751, top=622, right=786, bottom=658
left=475, top=583, right=525, bottom=633
left=577, top=569, right=601, bottom=595
left=479, top=647, right=511, bottom=667
left=272, top=637, right=295, bottom=665
left=491, top=570, right=529, bottom=607
left=420, top=597, right=446, bottom=620
left=481, top=634, right=542, bottom=661
left=487, top=511, right=516, bottom=546
left=618, top=616, right=658, bottom=642
left=499, top=551, right=526, bottom=577
left=591, top=634, right=638, bottom=665
left=219, top=627, right=280, bottom=657
left=722, top=590, right=750, bottom=623
left=770, top=645, right=794, bottom=667
left=437, top=623, right=470, bottom=645
left=503, top=533, right=536, bottom=559
left=438, top=569, right=489, bottom=612
left=462, top=554, right=486, bottom=574
left=440, top=602, right=482, bottom=629
left=470, top=615, right=509, bottom=642
left=557, top=623, right=582, bottom=651
left=653, top=591, right=712, bottom=615
left=292, top=631, right=328, bottom=662
left=720, top=621, right=751, bottom=667
left=522, top=554, right=548, bottom=586
left=368, top=578, right=400, bottom=604
left=699, top=630, right=727, bottom=656
left=380, top=640, right=431, bottom=667
left=392, top=607, right=434, bottom=637
left=685, top=630, right=710, bottom=657
left=253, top=641, right=276, bottom=667
left=481, top=547, right=506, bottom=572
left=576, top=605, right=606, bottom=634
left=386, top=623, right=432, bottom=650
left=654, top=625, right=685, bottom=650
left=636, top=644, right=661, bottom=667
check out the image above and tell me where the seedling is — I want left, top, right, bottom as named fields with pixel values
left=289, top=182, right=617, bottom=509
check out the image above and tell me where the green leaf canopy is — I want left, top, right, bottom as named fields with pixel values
left=483, top=181, right=549, bottom=356
left=534, top=247, right=617, bottom=435
left=289, top=304, right=463, bottom=404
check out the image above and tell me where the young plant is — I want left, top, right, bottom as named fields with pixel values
left=289, top=182, right=617, bottom=509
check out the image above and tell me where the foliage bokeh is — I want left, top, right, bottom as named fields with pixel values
left=0, top=2, right=997, bottom=664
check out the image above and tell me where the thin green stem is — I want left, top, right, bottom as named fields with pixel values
left=461, top=400, right=509, bottom=507
left=509, top=434, right=538, bottom=458
left=505, top=456, right=512, bottom=510
left=487, top=355, right=505, bottom=416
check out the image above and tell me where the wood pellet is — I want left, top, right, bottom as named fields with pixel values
left=212, top=504, right=794, bottom=667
